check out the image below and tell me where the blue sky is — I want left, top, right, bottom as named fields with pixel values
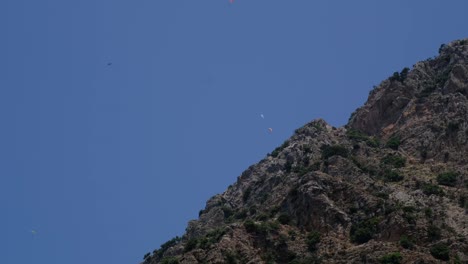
left=1, top=1, right=468, bottom=263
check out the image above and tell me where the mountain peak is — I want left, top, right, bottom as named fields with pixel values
left=142, top=40, right=468, bottom=264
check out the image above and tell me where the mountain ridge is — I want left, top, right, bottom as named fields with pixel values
left=142, top=39, right=468, bottom=264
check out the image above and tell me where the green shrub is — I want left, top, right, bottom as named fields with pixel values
left=427, top=225, right=441, bottom=241
left=418, top=83, right=437, bottom=98
left=459, top=195, right=468, bottom=209
left=424, top=208, right=433, bottom=218
left=367, top=137, right=380, bottom=148
left=390, top=72, right=401, bottom=82
left=270, top=141, right=289, bottom=157
left=292, top=165, right=309, bottom=176
left=399, top=235, right=414, bottom=249
left=430, top=243, right=450, bottom=261
left=198, top=228, right=226, bottom=249
left=278, top=213, right=291, bottom=225
left=400, top=68, right=410, bottom=81
left=384, top=170, right=404, bottom=182
left=154, top=236, right=182, bottom=258
left=284, top=160, right=293, bottom=173
left=184, top=238, right=199, bottom=252
left=225, top=251, right=241, bottom=264
left=221, top=205, right=234, bottom=219
left=446, top=122, right=460, bottom=134
left=382, top=155, right=406, bottom=168
left=350, top=218, right=380, bottom=244
left=389, top=68, right=410, bottom=82
left=161, top=257, right=179, bottom=264
left=143, top=252, right=151, bottom=260
left=402, top=207, right=417, bottom=224
left=306, top=231, right=321, bottom=252
left=244, top=220, right=278, bottom=235
left=256, top=213, right=269, bottom=221
left=437, top=171, right=458, bottom=187
left=243, top=187, right=252, bottom=202
left=346, top=129, right=369, bottom=141
left=379, top=252, right=402, bottom=264
left=385, top=136, right=401, bottom=150
left=422, top=183, right=443, bottom=196
left=321, top=145, right=349, bottom=159
left=234, top=209, right=248, bottom=220
left=244, top=220, right=257, bottom=233
left=439, top=44, right=446, bottom=53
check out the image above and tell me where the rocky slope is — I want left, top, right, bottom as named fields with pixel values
left=141, top=39, right=468, bottom=264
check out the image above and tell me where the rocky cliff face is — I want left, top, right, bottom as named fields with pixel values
left=142, top=39, right=468, bottom=264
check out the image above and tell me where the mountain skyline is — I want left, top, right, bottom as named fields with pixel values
left=2, top=1, right=468, bottom=264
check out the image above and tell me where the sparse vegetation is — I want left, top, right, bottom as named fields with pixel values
left=382, top=154, right=406, bottom=168
left=243, top=187, right=252, bottom=202
left=389, top=67, right=410, bottom=82
left=306, top=231, right=321, bottom=252
left=459, top=195, right=468, bottom=209
left=439, top=44, right=446, bottom=53
left=222, top=205, right=234, bottom=219
left=402, top=206, right=417, bottom=224
left=153, top=236, right=182, bottom=258
left=427, top=225, right=442, bottom=241
left=160, top=256, right=179, bottom=264
left=379, top=252, right=402, bottom=264
left=270, top=141, right=290, bottom=157
left=422, top=183, right=444, bottom=196
left=350, top=217, right=380, bottom=244
left=430, top=243, right=450, bottom=261
left=184, top=238, right=198, bottom=252
left=385, top=136, right=401, bottom=150
left=225, top=251, right=241, bottom=264
left=383, top=169, right=404, bottom=182
left=244, top=220, right=279, bottom=235
left=367, top=137, right=380, bottom=148
left=278, top=213, right=291, bottom=225
left=446, top=122, right=460, bottom=135
left=399, top=235, right=414, bottom=249
left=184, top=228, right=226, bottom=252
left=437, top=171, right=458, bottom=187
left=321, top=144, right=349, bottom=159
left=346, top=129, right=380, bottom=147
left=418, top=81, right=437, bottom=97
left=346, top=129, right=369, bottom=141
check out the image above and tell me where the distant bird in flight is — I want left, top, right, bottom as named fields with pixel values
left=107, top=62, right=112, bottom=66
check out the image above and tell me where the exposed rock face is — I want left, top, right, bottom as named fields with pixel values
left=142, top=39, right=468, bottom=264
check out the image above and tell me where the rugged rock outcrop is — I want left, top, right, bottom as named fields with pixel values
left=142, top=39, right=468, bottom=264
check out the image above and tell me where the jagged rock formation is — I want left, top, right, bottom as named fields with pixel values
left=142, top=39, right=468, bottom=264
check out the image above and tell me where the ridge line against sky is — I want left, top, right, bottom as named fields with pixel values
left=1, top=1, right=468, bottom=263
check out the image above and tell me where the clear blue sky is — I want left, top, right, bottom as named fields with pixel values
left=1, top=1, right=467, bottom=263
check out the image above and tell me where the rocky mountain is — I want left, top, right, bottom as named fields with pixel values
left=141, top=39, right=468, bottom=264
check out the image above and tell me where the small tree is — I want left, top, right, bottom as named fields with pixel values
left=306, top=231, right=321, bottom=252
left=437, top=171, right=458, bottom=187
left=430, top=243, right=450, bottom=261
left=385, top=136, right=401, bottom=150
left=379, top=252, right=402, bottom=264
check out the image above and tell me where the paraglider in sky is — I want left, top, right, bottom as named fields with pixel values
left=268, top=128, right=273, bottom=133
left=31, top=230, right=37, bottom=235
left=260, top=114, right=264, bottom=119
left=229, top=0, right=234, bottom=3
